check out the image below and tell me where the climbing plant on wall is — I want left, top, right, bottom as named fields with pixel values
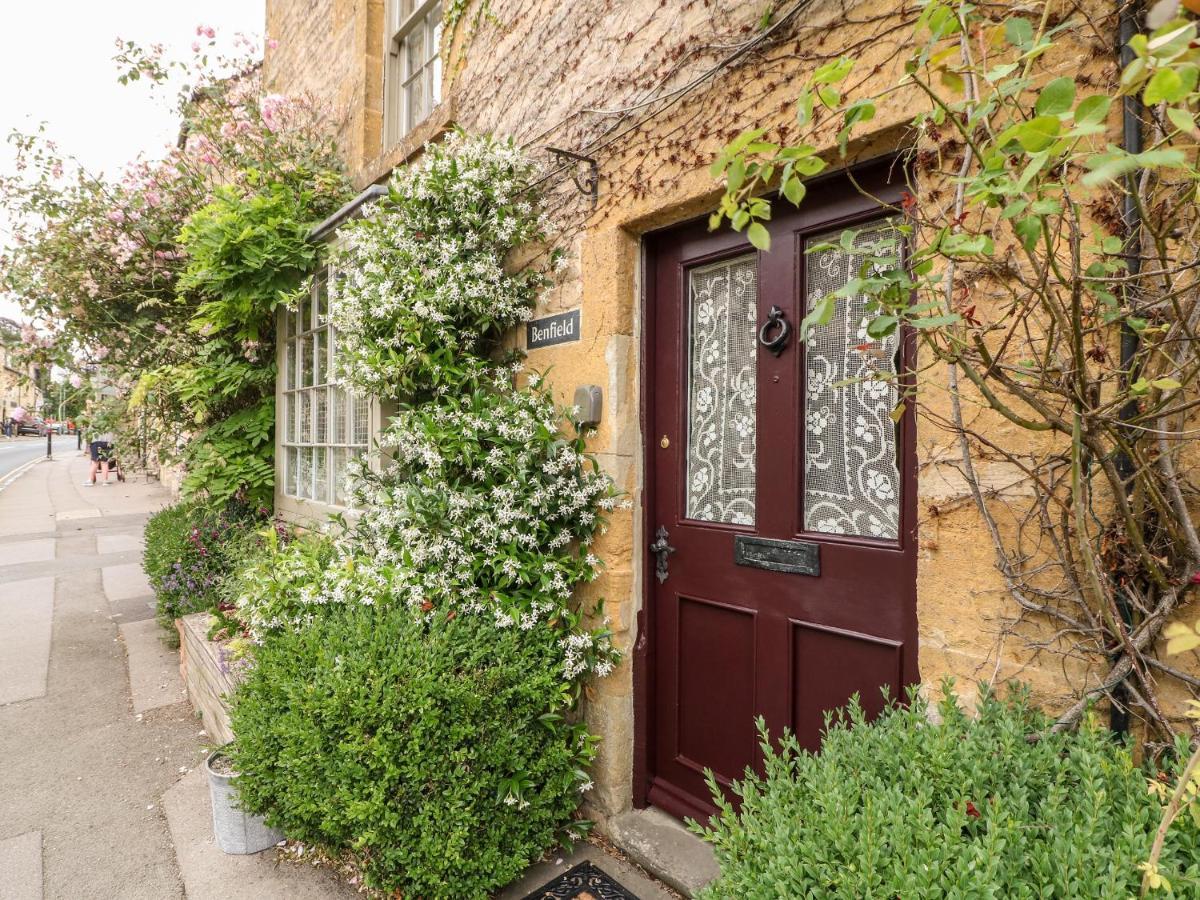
left=231, top=131, right=622, bottom=896
left=712, top=0, right=1200, bottom=746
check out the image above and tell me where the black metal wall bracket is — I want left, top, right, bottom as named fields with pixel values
left=546, top=146, right=599, bottom=204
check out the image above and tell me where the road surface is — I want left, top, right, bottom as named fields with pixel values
left=0, top=436, right=52, bottom=485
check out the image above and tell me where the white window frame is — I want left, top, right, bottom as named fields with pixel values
left=383, top=0, right=443, bottom=148
left=275, top=267, right=380, bottom=524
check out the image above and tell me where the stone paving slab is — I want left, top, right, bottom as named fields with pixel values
left=55, top=508, right=101, bottom=522
left=0, top=550, right=140, bottom=585
left=109, top=594, right=158, bottom=625
left=0, top=462, right=54, bottom=540
left=0, top=538, right=54, bottom=567
left=97, top=532, right=143, bottom=555
left=103, top=562, right=154, bottom=602
left=0, top=830, right=42, bottom=900
left=121, top=620, right=187, bottom=714
left=0, top=577, right=55, bottom=706
left=163, top=768, right=359, bottom=900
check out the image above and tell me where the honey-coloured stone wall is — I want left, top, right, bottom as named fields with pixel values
left=262, top=0, right=1193, bottom=824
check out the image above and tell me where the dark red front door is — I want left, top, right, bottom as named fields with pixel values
left=643, top=163, right=918, bottom=822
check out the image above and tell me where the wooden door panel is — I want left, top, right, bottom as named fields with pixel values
left=675, top=595, right=758, bottom=783
left=790, top=621, right=903, bottom=753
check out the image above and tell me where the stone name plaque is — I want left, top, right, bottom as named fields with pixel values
left=526, top=309, right=581, bottom=349
left=734, top=535, right=820, bottom=577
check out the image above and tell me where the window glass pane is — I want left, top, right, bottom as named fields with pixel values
left=286, top=447, right=298, bottom=497
left=314, top=274, right=327, bottom=323
left=331, top=387, right=347, bottom=445
left=802, top=220, right=901, bottom=539
left=431, top=56, right=442, bottom=109
left=300, top=292, right=312, bottom=333
left=685, top=255, right=757, bottom=525
left=313, top=447, right=328, bottom=504
left=352, top=393, right=370, bottom=446
left=283, top=393, right=295, bottom=443
left=315, top=329, right=328, bottom=386
left=405, top=71, right=426, bottom=129
left=284, top=307, right=296, bottom=340
left=299, top=337, right=312, bottom=388
left=297, top=447, right=312, bottom=499
left=315, top=387, right=328, bottom=444
left=299, top=391, right=312, bottom=444
left=285, top=341, right=296, bottom=390
left=405, top=22, right=425, bottom=77
left=425, top=63, right=437, bottom=120
left=331, top=448, right=348, bottom=507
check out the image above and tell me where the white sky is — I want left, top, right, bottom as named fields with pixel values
left=0, top=1, right=266, bottom=322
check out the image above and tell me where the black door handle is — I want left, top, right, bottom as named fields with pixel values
left=649, top=526, right=676, bottom=584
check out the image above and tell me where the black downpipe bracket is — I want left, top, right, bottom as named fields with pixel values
left=1111, top=0, right=1143, bottom=737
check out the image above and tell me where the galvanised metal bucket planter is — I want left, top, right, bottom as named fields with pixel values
left=205, top=747, right=283, bottom=855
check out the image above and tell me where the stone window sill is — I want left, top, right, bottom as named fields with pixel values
left=353, top=94, right=458, bottom=189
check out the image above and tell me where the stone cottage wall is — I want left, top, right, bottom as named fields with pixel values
left=262, top=0, right=1189, bottom=822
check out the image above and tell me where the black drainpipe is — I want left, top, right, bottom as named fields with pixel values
left=1111, top=0, right=1143, bottom=737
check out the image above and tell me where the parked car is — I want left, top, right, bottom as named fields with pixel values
left=16, top=418, right=45, bottom=436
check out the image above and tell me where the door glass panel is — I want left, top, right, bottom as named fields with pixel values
left=685, top=255, right=757, bottom=525
left=802, top=220, right=901, bottom=539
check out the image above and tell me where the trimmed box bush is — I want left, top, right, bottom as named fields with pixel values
left=693, top=685, right=1200, bottom=898
left=229, top=601, right=593, bottom=898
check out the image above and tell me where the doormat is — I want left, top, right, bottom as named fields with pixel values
left=522, top=860, right=641, bottom=900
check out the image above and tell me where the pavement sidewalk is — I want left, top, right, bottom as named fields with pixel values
left=0, top=453, right=353, bottom=899
left=0, top=453, right=674, bottom=899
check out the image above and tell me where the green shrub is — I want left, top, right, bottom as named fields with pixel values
left=227, top=525, right=336, bottom=639
left=142, top=499, right=263, bottom=626
left=693, top=685, right=1200, bottom=899
left=229, top=602, right=594, bottom=898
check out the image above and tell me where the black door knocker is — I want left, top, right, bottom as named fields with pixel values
left=758, top=305, right=791, bottom=356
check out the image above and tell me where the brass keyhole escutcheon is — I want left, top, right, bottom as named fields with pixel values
left=660, top=435, right=670, bottom=449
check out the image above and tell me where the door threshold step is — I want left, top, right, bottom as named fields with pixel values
left=608, top=808, right=719, bottom=898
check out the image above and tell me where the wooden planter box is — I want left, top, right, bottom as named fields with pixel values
left=176, top=612, right=241, bottom=746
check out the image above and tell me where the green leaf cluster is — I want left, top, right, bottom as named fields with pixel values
left=142, top=499, right=265, bottom=626
left=179, top=397, right=276, bottom=508
left=227, top=133, right=619, bottom=896
left=179, top=184, right=319, bottom=343
left=695, top=685, right=1200, bottom=898
left=228, top=526, right=337, bottom=637
left=230, top=602, right=596, bottom=898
